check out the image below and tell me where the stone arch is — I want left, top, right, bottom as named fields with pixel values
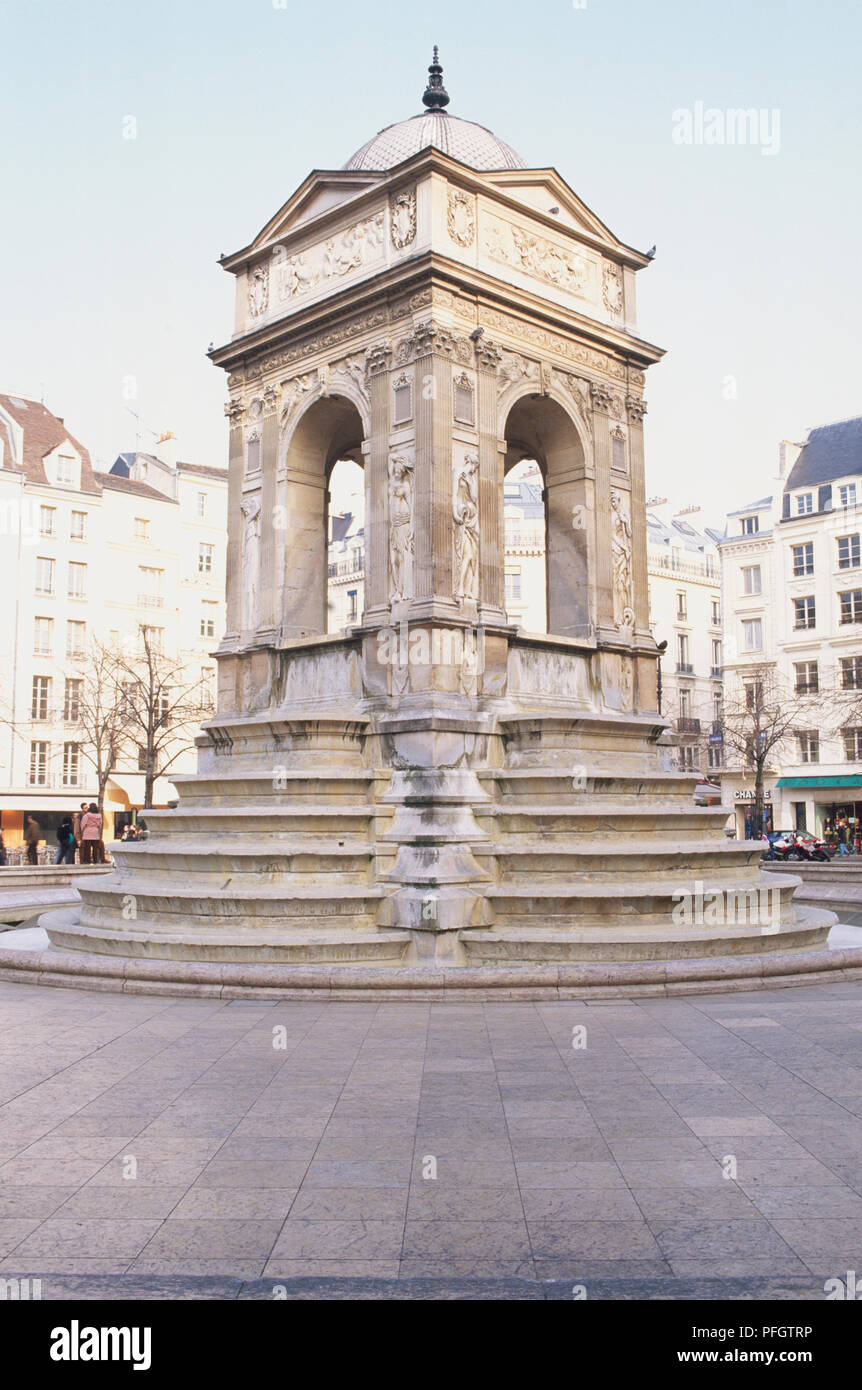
left=501, top=390, right=594, bottom=639
left=275, top=393, right=365, bottom=638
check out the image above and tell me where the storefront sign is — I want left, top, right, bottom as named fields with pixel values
left=734, top=789, right=772, bottom=801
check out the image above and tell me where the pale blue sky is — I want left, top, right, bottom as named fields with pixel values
left=2, top=0, right=860, bottom=525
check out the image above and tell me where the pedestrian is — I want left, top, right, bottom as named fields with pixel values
left=72, top=802, right=88, bottom=863
left=79, top=803, right=103, bottom=865
left=23, top=815, right=41, bottom=865
left=0, top=831, right=6, bottom=867
left=55, top=816, right=76, bottom=865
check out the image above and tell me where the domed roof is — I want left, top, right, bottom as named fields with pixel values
left=343, top=48, right=527, bottom=173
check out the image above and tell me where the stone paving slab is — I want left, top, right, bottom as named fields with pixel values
left=1, top=976, right=862, bottom=1295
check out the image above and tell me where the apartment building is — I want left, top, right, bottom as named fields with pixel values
left=646, top=500, right=723, bottom=775
left=0, top=396, right=226, bottom=848
left=719, top=417, right=862, bottom=838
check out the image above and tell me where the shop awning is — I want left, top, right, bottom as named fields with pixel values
left=776, top=776, right=862, bottom=789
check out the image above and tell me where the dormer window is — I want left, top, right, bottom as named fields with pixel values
left=796, top=492, right=813, bottom=515
left=56, top=455, right=75, bottom=485
left=741, top=515, right=759, bottom=535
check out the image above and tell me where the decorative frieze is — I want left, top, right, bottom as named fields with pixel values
left=485, top=216, right=592, bottom=298
left=271, top=211, right=385, bottom=304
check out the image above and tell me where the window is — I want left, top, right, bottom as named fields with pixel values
left=791, top=542, right=814, bottom=576
left=66, top=621, right=86, bottom=658
left=31, top=676, right=51, bottom=721
left=62, top=742, right=80, bottom=786
left=679, top=688, right=691, bottom=717
left=711, top=639, right=722, bottom=672
left=138, top=566, right=164, bottom=607
left=33, top=617, right=53, bottom=657
left=741, top=516, right=759, bottom=535
left=63, top=678, right=82, bottom=722
left=139, top=625, right=164, bottom=653
left=505, top=568, right=522, bottom=602
left=707, top=746, right=722, bottom=770
left=713, top=692, right=723, bottom=723
left=742, top=565, right=761, bottom=595
left=39, top=505, right=55, bottom=537
left=711, top=598, right=720, bottom=625
left=796, top=493, right=813, bottom=515
left=797, top=730, right=819, bottom=764
left=679, top=746, right=696, bottom=770
left=744, top=680, right=762, bottom=711
left=56, top=455, right=76, bottom=485
left=840, top=589, right=862, bottom=625
left=35, top=556, right=55, bottom=595
left=677, top=633, right=691, bottom=670
left=840, top=656, right=862, bottom=690
left=29, top=741, right=48, bottom=786
left=794, top=660, right=819, bottom=694
left=742, top=618, right=763, bottom=651
left=69, top=510, right=87, bottom=541
left=67, top=561, right=87, bottom=599
left=198, top=543, right=214, bottom=575
left=838, top=535, right=861, bottom=570
left=843, top=728, right=862, bottom=761
left=196, top=492, right=206, bottom=518
left=676, top=591, right=687, bottom=620
left=134, top=517, right=149, bottom=541
left=347, top=590, right=358, bottom=622
left=137, top=744, right=149, bottom=772
left=201, top=668, right=215, bottom=708
left=200, top=602, right=217, bottom=638
left=793, top=596, right=816, bottom=629
left=839, top=484, right=857, bottom=507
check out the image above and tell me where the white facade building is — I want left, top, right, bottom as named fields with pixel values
left=0, top=395, right=226, bottom=850
left=646, top=500, right=723, bottom=775
left=719, top=418, right=862, bottom=839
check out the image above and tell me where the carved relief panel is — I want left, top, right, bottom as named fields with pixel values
left=388, top=453, right=415, bottom=605
left=453, top=451, right=480, bottom=605
left=611, top=487, right=634, bottom=629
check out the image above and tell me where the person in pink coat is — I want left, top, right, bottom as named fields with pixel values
left=79, top=803, right=105, bottom=864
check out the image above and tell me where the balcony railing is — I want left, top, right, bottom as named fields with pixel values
left=138, top=594, right=165, bottom=609
left=651, top=554, right=718, bottom=581
left=677, top=717, right=701, bottom=734
left=710, top=666, right=723, bottom=679
left=676, top=662, right=694, bottom=674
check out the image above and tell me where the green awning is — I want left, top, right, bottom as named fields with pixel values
left=776, top=776, right=862, bottom=789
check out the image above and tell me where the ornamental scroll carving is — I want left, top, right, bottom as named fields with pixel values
left=626, top=396, right=647, bottom=423
left=611, top=489, right=634, bottom=628
left=447, top=188, right=475, bottom=247
left=390, top=190, right=416, bottom=250
left=388, top=455, right=414, bottom=604
left=602, top=262, right=624, bottom=315
left=453, top=453, right=480, bottom=604
left=248, top=266, right=269, bottom=319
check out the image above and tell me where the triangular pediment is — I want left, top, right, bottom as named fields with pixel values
left=480, top=168, right=634, bottom=256
left=245, top=170, right=384, bottom=258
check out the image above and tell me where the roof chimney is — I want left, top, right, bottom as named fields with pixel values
left=153, top=430, right=178, bottom=471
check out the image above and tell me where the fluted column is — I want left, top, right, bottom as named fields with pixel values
left=591, top=383, right=615, bottom=636
left=476, top=339, right=506, bottom=623
left=626, top=396, right=650, bottom=635
left=363, top=345, right=392, bottom=625
left=223, top=405, right=245, bottom=647
left=257, top=391, right=279, bottom=641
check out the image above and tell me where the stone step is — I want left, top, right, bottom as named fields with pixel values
left=480, top=770, right=704, bottom=805
left=142, top=806, right=378, bottom=836
left=106, top=844, right=377, bottom=884
left=48, top=915, right=409, bottom=965
left=487, top=874, right=797, bottom=928
left=171, top=770, right=378, bottom=806
left=485, top=804, right=732, bottom=835
left=77, top=878, right=386, bottom=932
left=461, top=913, right=832, bottom=963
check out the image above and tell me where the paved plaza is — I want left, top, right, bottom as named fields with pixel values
left=1, top=974, right=862, bottom=1297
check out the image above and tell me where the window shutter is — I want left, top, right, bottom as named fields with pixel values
left=819, top=484, right=832, bottom=512
left=782, top=493, right=790, bottom=519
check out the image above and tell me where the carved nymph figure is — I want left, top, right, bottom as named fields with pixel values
left=453, top=454, right=480, bottom=603
left=611, top=489, right=634, bottom=626
left=240, top=493, right=262, bottom=631
left=388, top=454, right=414, bottom=603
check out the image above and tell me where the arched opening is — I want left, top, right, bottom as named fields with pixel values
left=503, top=394, right=592, bottom=639
left=327, top=458, right=365, bottom=633
left=503, top=457, right=547, bottom=633
left=277, top=394, right=365, bottom=639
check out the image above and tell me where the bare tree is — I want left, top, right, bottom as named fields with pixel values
left=111, top=626, right=213, bottom=809
left=69, top=639, right=135, bottom=812
left=720, top=663, right=816, bottom=837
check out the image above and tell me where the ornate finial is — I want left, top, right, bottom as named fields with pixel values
left=422, top=45, right=450, bottom=110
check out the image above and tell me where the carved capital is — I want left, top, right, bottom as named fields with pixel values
left=365, top=344, right=393, bottom=378
left=262, top=384, right=279, bottom=416
left=225, top=399, right=245, bottom=425
left=626, top=395, right=647, bottom=423
left=590, top=383, right=614, bottom=414
left=474, top=337, right=503, bottom=372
